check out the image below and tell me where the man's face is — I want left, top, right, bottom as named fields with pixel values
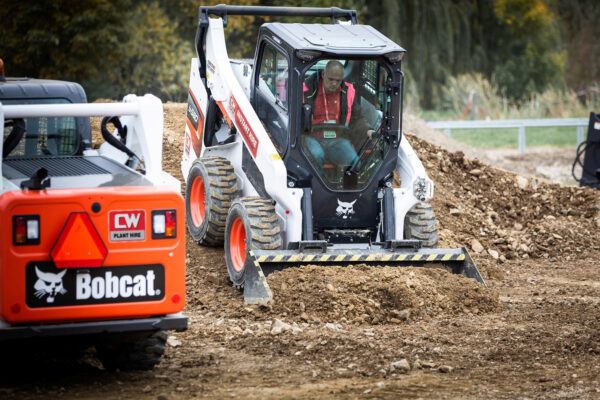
left=323, top=66, right=344, bottom=94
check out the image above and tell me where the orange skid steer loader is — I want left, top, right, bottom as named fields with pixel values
left=1, top=75, right=186, bottom=370
left=182, top=5, right=485, bottom=304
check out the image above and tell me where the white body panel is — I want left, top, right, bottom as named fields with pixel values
left=181, top=58, right=209, bottom=178
left=185, top=17, right=302, bottom=245
left=1, top=95, right=180, bottom=194
left=393, top=136, right=434, bottom=240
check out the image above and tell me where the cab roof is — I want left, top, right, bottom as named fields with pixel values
left=263, top=23, right=406, bottom=56
left=0, top=78, right=87, bottom=103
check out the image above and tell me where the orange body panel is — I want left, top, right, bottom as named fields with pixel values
left=0, top=185, right=186, bottom=324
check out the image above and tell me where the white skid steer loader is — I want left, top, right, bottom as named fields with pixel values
left=181, top=5, right=484, bottom=304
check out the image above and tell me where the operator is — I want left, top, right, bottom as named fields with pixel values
left=303, top=60, right=372, bottom=170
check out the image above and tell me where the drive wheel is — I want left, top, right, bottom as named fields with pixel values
left=186, top=156, right=238, bottom=246
left=225, top=197, right=281, bottom=288
left=96, top=330, right=167, bottom=371
left=404, top=202, right=439, bottom=248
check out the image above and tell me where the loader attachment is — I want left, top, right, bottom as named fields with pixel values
left=243, top=245, right=485, bottom=304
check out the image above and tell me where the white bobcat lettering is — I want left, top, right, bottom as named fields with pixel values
left=336, top=199, right=356, bottom=219
left=34, top=266, right=67, bottom=303
left=76, top=271, right=157, bottom=300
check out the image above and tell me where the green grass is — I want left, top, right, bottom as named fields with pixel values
left=450, top=126, right=579, bottom=148
left=419, top=109, right=460, bottom=121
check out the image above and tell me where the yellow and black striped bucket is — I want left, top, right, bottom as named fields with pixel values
left=241, top=246, right=484, bottom=304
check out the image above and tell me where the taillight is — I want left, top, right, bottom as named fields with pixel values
left=13, top=215, right=40, bottom=245
left=151, top=209, right=177, bottom=239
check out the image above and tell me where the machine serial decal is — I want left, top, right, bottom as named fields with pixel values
left=229, top=95, right=259, bottom=157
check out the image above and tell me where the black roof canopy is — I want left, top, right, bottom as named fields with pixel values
left=263, top=23, right=405, bottom=56
left=0, top=78, right=87, bottom=103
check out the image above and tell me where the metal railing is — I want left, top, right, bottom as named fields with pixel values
left=426, top=118, right=588, bottom=153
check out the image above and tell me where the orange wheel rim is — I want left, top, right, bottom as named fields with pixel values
left=230, top=217, right=246, bottom=272
left=190, top=176, right=206, bottom=227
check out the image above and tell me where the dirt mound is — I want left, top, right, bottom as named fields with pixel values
left=406, top=136, right=600, bottom=262
left=266, top=265, right=499, bottom=324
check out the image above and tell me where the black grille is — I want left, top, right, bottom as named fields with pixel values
left=5, top=157, right=110, bottom=177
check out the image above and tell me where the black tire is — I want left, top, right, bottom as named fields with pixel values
left=186, top=156, right=238, bottom=246
left=225, top=197, right=281, bottom=288
left=96, top=330, right=167, bottom=371
left=404, top=202, right=439, bottom=248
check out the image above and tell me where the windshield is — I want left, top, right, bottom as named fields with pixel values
left=2, top=98, right=78, bottom=157
left=301, top=58, right=392, bottom=191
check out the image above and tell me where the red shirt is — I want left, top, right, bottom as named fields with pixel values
left=312, top=80, right=341, bottom=125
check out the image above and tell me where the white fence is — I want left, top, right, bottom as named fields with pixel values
left=426, top=118, right=588, bottom=153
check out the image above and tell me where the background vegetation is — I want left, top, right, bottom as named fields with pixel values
left=1, top=0, right=598, bottom=118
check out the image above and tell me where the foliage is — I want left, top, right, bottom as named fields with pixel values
left=492, top=0, right=564, bottom=100
left=555, top=0, right=600, bottom=95
left=0, top=0, right=594, bottom=109
left=438, top=74, right=596, bottom=120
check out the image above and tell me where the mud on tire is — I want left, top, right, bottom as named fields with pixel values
left=404, top=202, right=439, bottom=248
left=225, top=197, right=281, bottom=288
left=186, top=156, right=238, bottom=246
left=96, top=330, right=167, bottom=371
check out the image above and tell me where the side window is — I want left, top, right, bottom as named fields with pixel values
left=258, top=43, right=288, bottom=107
left=256, top=42, right=289, bottom=154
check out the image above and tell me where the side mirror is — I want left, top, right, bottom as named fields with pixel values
left=302, top=104, right=312, bottom=132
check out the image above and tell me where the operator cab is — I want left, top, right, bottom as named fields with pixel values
left=0, top=74, right=91, bottom=158
left=251, top=22, right=405, bottom=238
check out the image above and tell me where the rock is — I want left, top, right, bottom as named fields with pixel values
left=513, top=222, right=523, bottom=231
left=439, top=365, right=454, bottom=373
left=300, top=312, right=309, bottom=322
left=363, top=389, right=372, bottom=394
left=516, top=175, right=529, bottom=189
left=326, top=283, right=335, bottom=291
left=271, top=319, right=292, bottom=335
left=398, top=309, right=410, bottom=321
left=291, top=322, right=303, bottom=334
left=421, top=361, right=436, bottom=368
left=471, top=239, right=484, bottom=253
left=242, top=328, right=253, bottom=336
left=143, top=385, right=152, bottom=393
left=469, top=169, right=482, bottom=176
left=487, top=249, right=499, bottom=260
left=157, top=394, right=169, bottom=400
left=167, top=336, right=182, bottom=347
left=376, top=382, right=385, bottom=389
left=324, top=322, right=342, bottom=331
left=391, top=359, right=411, bottom=373
left=449, top=208, right=462, bottom=215
left=413, top=359, right=422, bottom=369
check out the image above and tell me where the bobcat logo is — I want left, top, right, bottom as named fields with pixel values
left=34, top=266, right=67, bottom=303
left=336, top=199, right=356, bottom=219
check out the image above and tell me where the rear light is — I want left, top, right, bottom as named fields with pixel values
left=152, top=209, right=177, bottom=239
left=13, top=215, right=40, bottom=245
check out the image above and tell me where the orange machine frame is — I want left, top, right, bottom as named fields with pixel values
left=0, top=185, right=186, bottom=324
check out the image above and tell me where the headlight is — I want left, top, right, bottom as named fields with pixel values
left=413, top=177, right=434, bottom=201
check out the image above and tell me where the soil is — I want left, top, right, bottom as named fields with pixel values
left=2, top=104, right=599, bottom=399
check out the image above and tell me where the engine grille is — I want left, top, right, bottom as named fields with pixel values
left=5, top=156, right=111, bottom=177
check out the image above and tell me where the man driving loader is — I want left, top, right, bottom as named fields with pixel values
left=303, top=60, right=372, bottom=171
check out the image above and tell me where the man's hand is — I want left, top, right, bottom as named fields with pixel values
left=366, top=129, right=375, bottom=139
